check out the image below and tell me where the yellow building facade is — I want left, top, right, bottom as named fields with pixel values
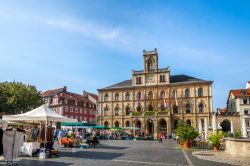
left=98, top=49, right=213, bottom=138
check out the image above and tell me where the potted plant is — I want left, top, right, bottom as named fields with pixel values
left=176, top=121, right=199, bottom=149
left=209, top=132, right=223, bottom=150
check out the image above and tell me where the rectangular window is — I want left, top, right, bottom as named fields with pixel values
left=75, top=108, right=78, bottom=113
left=243, top=98, right=248, bottom=104
left=80, top=109, right=82, bottom=114
left=64, top=106, right=68, bottom=112
left=70, top=107, right=73, bottom=112
left=159, top=75, right=166, bottom=82
left=244, top=109, right=248, bottom=115
left=136, top=77, right=142, bottom=84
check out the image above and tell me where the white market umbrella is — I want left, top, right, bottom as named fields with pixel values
left=0, top=120, right=8, bottom=131
left=3, top=104, right=76, bottom=157
left=2, top=104, right=77, bottom=122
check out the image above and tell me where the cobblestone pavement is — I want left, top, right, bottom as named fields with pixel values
left=0, top=140, right=235, bottom=166
left=192, top=150, right=250, bottom=166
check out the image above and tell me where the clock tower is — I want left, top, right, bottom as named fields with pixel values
left=132, top=48, right=170, bottom=86
left=143, top=48, right=158, bottom=73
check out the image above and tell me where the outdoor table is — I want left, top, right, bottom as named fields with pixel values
left=20, top=142, right=40, bottom=156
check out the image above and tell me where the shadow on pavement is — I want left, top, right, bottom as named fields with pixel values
left=16, top=159, right=73, bottom=166
left=60, top=151, right=124, bottom=160
left=97, top=145, right=128, bottom=150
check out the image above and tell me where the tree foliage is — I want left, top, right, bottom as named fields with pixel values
left=0, top=81, right=44, bottom=114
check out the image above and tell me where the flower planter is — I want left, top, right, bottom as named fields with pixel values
left=213, top=146, right=220, bottom=151
left=183, top=142, right=191, bottom=149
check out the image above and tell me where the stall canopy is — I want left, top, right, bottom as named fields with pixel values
left=2, top=104, right=77, bottom=122
left=61, top=122, right=96, bottom=127
left=121, top=127, right=141, bottom=130
left=93, top=126, right=110, bottom=130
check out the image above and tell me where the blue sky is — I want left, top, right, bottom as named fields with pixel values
left=0, top=0, right=249, bottom=110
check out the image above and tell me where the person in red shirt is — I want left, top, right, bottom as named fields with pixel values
left=158, top=132, right=163, bottom=143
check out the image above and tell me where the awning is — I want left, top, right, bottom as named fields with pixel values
left=61, top=122, right=96, bottom=127
left=2, top=104, right=77, bottom=123
left=93, top=126, right=110, bottom=129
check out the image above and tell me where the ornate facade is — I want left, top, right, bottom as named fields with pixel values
left=98, top=49, right=213, bottom=138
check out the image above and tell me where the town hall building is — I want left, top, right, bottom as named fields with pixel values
left=98, top=49, right=213, bottom=138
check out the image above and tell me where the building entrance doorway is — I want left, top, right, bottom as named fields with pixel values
left=146, top=119, right=154, bottom=135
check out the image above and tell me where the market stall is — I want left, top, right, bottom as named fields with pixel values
left=2, top=104, right=77, bottom=160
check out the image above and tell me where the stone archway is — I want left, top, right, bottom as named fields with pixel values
left=159, top=118, right=167, bottom=134
left=114, top=121, right=120, bottom=128
left=134, top=119, right=142, bottom=134
left=146, top=118, right=154, bottom=135
left=104, top=121, right=109, bottom=127
left=220, top=119, right=231, bottom=132
left=173, top=120, right=178, bottom=130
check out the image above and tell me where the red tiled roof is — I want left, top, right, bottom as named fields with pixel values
left=42, top=88, right=64, bottom=97
left=67, top=92, right=89, bottom=102
left=230, top=89, right=250, bottom=97
left=218, top=108, right=227, bottom=113
left=88, top=92, right=98, bottom=101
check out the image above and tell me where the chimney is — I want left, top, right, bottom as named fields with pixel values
left=83, top=90, right=88, bottom=97
left=63, top=86, right=67, bottom=92
left=246, top=81, right=250, bottom=89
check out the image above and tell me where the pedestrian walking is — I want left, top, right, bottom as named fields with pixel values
left=158, top=132, right=163, bottom=143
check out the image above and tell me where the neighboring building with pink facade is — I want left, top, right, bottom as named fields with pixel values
left=42, top=86, right=98, bottom=123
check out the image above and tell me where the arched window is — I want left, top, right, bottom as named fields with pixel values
left=172, top=90, right=177, bottom=98
left=147, top=59, right=153, bottom=71
left=199, top=103, right=205, bottom=113
left=125, top=106, right=130, bottom=115
left=173, top=104, right=178, bottom=113
left=186, top=103, right=191, bottom=113
left=126, top=121, right=130, bottom=127
left=198, top=88, right=203, bottom=97
left=115, top=106, right=119, bottom=115
left=201, top=119, right=204, bottom=130
left=125, top=92, right=130, bottom=101
left=136, top=91, right=141, bottom=100
left=160, top=90, right=165, bottom=99
left=114, top=121, right=119, bottom=128
left=104, top=121, right=109, bottom=127
left=148, top=91, right=153, bottom=100
left=115, top=93, right=119, bottom=101
left=186, top=119, right=191, bottom=127
left=104, top=93, right=109, bottom=102
left=161, top=104, right=165, bottom=111
left=137, top=105, right=142, bottom=112
left=104, top=106, right=109, bottom=116
left=184, top=89, right=190, bottom=98
left=148, top=104, right=153, bottom=111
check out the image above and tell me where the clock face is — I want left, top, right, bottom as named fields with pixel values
left=147, top=75, right=154, bottom=83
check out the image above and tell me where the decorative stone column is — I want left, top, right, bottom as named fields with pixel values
left=153, top=119, right=157, bottom=140
left=198, top=119, right=202, bottom=134
left=242, top=116, right=247, bottom=138
left=204, top=118, right=208, bottom=140
left=230, top=120, right=234, bottom=135
left=212, top=113, right=217, bottom=134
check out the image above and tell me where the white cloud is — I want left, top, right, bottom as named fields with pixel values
left=45, top=17, right=127, bottom=44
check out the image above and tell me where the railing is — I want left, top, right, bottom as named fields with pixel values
left=144, top=111, right=155, bottom=116
left=132, top=112, right=142, bottom=116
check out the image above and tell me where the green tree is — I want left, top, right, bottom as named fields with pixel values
left=0, top=81, right=44, bottom=114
